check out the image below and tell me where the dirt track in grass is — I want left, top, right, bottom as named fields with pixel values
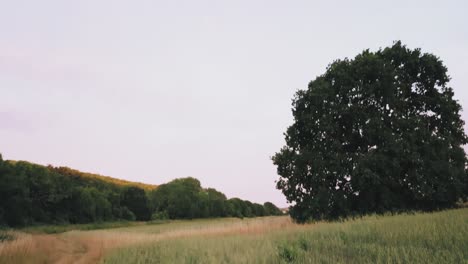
left=0, top=217, right=295, bottom=264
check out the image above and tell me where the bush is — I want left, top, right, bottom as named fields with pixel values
left=151, top=211, right=169, bottom=220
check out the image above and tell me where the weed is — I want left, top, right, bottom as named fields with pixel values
left=297, top=236, right=310, bottom=251
left=278, top=243, right=299, bottom=263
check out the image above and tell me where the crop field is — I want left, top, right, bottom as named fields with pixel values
left=0, top=208, right=467, bottom=264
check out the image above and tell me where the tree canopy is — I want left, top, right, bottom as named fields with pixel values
left=273, top=41, right=468, bottom=222
left=0, top=155, right=282, bottom=227
left=148, top=177, right=282, bottom=219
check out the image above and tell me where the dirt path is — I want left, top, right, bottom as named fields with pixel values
left=23, top=229, right=156, bottom=264
left=31, top=233, right=102, bottom=264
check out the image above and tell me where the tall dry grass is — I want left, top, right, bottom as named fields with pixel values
left=0, top=232, right=49, bottom=264
left=102, top=209, right=468, bottom=264
left=0, top=216, right=300, bottom=264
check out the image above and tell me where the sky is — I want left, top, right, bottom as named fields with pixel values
left=1, top=0, right=467, bottom=207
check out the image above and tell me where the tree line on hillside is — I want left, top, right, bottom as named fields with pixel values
left=0, top=154, right=282, bottom=227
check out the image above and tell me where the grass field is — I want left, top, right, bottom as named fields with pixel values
left=1, top=209, right=467, bottom=264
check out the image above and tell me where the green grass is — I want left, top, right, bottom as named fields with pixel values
left=19, top=221, right=146, bottom=234
left=26, top=217, right=235, bottom=234
left=101, top=208, right=468, bottom=264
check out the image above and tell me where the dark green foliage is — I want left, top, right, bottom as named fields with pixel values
left=151, top=211, right=169, bottom=220
left=206, top=188, right=227, bottom=217
left=264, top=202, right=283, bottom=216
left=253, top=203, right=266, bottom=216
left=0, top=155, right=282, bottom=226
left=149, top=177, right=201, bottom=219
left=71, top=187, right=112, bottom=222
left=273, top=41, right=468, bottom=222
left=0, top=156, right=150, bottom=226
left=120, top=207, right=137, bottom=221
left=149, top=178, right=281, bottom=219
left=225, top=198, right=245, bottom=218
left=121, top=187, right=151, bottom=221
left=0, top=163, right=29, bottom=226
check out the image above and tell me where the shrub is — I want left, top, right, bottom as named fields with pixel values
left=277, top=243, right=299, bottom=263
left=151, top=211, right=169, bottom=220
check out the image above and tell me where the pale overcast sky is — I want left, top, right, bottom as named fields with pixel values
left=1, top=0, right=467, bottom=207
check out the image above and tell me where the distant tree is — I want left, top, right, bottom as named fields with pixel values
left=71, top=187, right=96, bottom=223
left=0, top=158, right=31, bottom=226
left=224, top=199, right=236, bottom=217
left=149, top=183, right=171, bottom=214
left=263, top=202, right=282, bottom=216
left=273, top=42, right=468, bottom=222
left=149, top=177, right=203, bottom=219
left=25, top=163, right=55, bottom=223
left=252, top=203, right=266, bottom=216
left=226, top=198, right=244, bottom=218
left=93, top=189, right=112, bottom=220
left=242, top=200, right=254, bottom=217
left=206, top=188, right=227, bottom=217
left=121, top=186, right=151, bottom=221
left=196, top=191, right=210, bottom=218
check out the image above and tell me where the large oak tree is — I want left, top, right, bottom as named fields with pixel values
left=273, top=42, right=468, bottom=222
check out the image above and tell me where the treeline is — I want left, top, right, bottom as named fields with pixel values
left=0, top=154, right=282, bottom=227
left=149, top=177, right=282, bottom=219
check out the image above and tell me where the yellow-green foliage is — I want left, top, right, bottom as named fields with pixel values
left=7, top=160, right=157, bottom=190
left=71, top=168, right=158, bottom=190
left=102, top=209, right=468, bottom=264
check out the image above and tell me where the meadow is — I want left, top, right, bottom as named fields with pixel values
left=0, top=208, right=467, bottom=264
